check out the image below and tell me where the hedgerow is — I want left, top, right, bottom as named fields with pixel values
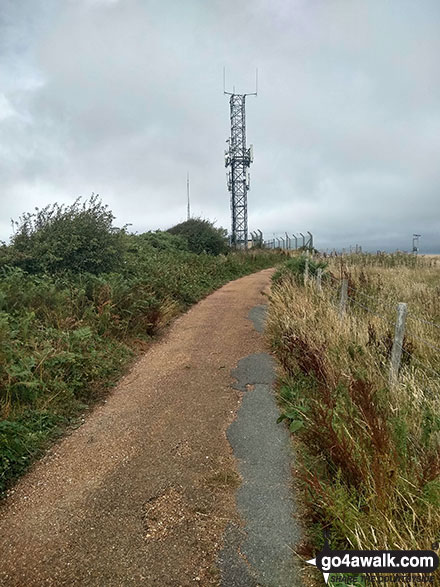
left=0, top=198, right=284, bottom=493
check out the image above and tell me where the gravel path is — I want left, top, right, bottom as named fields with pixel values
left=0, top=268, right=296, bottom=586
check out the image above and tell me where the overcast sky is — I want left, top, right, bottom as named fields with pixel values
left=1, top=0, right=439, bottom=252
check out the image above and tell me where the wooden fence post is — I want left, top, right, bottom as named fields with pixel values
left=389, top=302, right=408, bottom=385
left=339, top=278, right=348, bottom=318
left=304, top=258, right=309, bottom=286
left=316, top=268, right=322, bottom=292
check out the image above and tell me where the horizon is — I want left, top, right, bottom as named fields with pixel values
left=1, top=0, right=439, bottom=253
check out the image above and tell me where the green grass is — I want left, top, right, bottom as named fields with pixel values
left=0, top=241, right=284, bottom=494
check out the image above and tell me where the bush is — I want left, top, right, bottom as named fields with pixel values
left=0, top=238, right=285, bottom=494
left=167, top=218, right=228, bottom=255
left=5, top=195, right=125, bottom=274
left=124, top=231, right=188, bottom=254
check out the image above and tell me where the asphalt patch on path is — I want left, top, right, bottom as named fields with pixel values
left=248, top=305, right=267, bottom=334
left=230, top=353, right=275, bottom=392
left=218, top=307, right=302, bottom=587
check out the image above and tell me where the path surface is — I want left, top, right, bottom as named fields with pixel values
left=0, top=269, right=300, bottom=586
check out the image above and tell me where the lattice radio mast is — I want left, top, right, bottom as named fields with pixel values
left=224, top=69, right=257, bottom=249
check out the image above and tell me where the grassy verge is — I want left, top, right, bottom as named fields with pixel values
left=267, top=253, right=440, bottom=583
left=0, top=244, right=284, bottom=494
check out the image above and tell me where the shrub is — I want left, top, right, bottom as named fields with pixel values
left=123, top=231, right=188, bottom=254
left=5, top=195, right=125, bottom=274
left=0, top=235, right=284, bottom=494
left=167, top=218, right=228, bottom=255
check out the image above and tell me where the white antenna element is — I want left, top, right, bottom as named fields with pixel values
left=223, top=67, right=259, bottom=96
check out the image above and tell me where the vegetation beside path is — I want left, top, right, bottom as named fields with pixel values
left=267, top=253, right=440, bottom=584
left=0, top=197, right=284, bottom=494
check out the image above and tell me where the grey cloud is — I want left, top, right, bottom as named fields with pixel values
left=0, top=0, right=439, bottom=252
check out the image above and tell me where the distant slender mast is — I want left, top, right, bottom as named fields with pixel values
left=187, top=172, right=191, bottom=221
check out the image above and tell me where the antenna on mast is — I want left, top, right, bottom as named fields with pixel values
left=223, top=67, right=258, bottom=96
left=187, top=172, right=191, bottom=221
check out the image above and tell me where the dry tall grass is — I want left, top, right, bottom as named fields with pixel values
left=267, top=253, right=440, bottom=562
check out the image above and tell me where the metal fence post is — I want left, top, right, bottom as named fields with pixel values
left=292, top=235, right=297, bottom=250
left=339, top=278, right=348, bottom=318
left=389, top=302, right=408, bottom=385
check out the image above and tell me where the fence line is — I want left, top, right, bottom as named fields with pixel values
left=322, top=264, right=440, bottom=335
left=403, top=330, right=440, bottom=354
left=308, top=260, right=440, bottom=385
left=407, top=313, right=440, bottom=332
left=349, top=288, right=398, bottom=311
left=346, top=294, right=394, bottom=323
left=324, top=268, right=440, bottom=326
left=400, top=346, right=440, bottom=380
